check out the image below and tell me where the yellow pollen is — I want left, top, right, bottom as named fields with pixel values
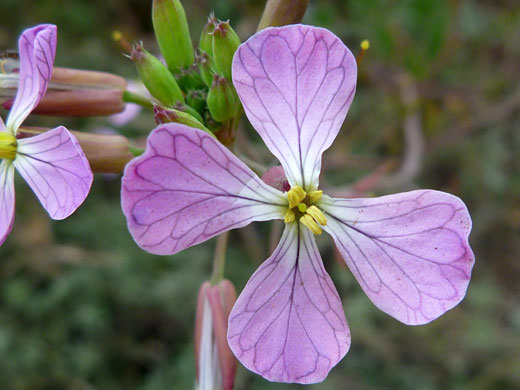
left=307, top=190, right=323, bottom=203
left=287, top=186, right=306, bottom=208
left=361, top=39, right=370, bottom=50
left=0, top=132, right=17, bottom=160
left=284, top=209, right=296, bottom=223
left=297, top=203, right=307, bottom=213
left=306, top=205, right=327, bottom=226
left=300, top=214, right=322, bottom=235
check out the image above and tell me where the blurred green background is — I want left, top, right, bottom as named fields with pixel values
left=1, top=0, right=519, bottom=389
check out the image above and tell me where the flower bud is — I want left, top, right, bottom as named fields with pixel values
left=186, top=89, right=206, bottom=115
left=152, top=0, right=194, bottom=72
left=207, top=75, right=239, bottom=122
left=195, top=280, right=237, bottom=390
left=199, top=14, right=216, bottom=57
left=174, top=102, right=204, bottom=123
left=257, top=0, right=309, bottom=30
left=2, top=63, right=128, bottom=116
left=153, top=105, right=210, bottom=134
left=131, top=43, right=184, bottom=107
left=176, top=65, right=205, bottom=91
left=197, top=51, right=214, bottom=88
left=261, top=165, right=290, bottom=192
left=18, top=127, right=133, bottom=173
left=212, top=20, right=240, bottom=80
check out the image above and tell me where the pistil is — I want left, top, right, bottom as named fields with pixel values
left=284, top=185, right=327, bottom=235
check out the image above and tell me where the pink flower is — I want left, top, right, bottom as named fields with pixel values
left=0, top=25, right=93, bottom=246
left=121, top=25, right=474, bottom=384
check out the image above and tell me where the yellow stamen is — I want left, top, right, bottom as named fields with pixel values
left=0, top=132, right=17, bottom=160
left=300, top=214, right=322, bottom=235
left=284, top=209, right=296, bottom=223
left=287, top=186, right=306, bottom=209
left=297, top=203, right=307, bottom=213
left=306, top=205, right=327, bottom=226
left=307, top=190, right=323, bottom=204
left=361, top=39, right=370, bottom=50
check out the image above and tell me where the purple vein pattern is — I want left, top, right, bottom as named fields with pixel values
left=233, top=25, right=357, bottom=189
left=121, top=24, right=475, bottom=384
left=0, top=24, right=93, bottom=245
left=321, top=190, right=474, bottom=325
left=121, top=124, right=287, bottom=256
left=14, top=127, right=93, bottom=220
left=0, top=161, right=15, bottom=245
left=6, top=24, right=56, bottom=134
left=228, top=223, right=350, bottom=384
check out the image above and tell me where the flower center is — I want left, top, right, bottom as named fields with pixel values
left=0, top=132, right=17, bottom=160
left=284, top=185, right=327, bottom=235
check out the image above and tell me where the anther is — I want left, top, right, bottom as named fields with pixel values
left=307, top=190, right=323, bottom=204
left=284, top=209, right=296, bottom=223
left=306, top=205, right=327, bottom=226
left=300, top=214, right=322, bottom=235
left=287, top=186, right=306, bottom=209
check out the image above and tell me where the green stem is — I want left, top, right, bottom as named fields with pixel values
left=122, top=90, right=154, bottom=108
left=210, top=231, right=229, bottom=285
left=129, top=146, right=145, bottom=156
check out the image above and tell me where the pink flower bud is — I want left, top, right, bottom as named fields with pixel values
left=195, top=280, right=237, bottom=390
left=261, top=165, right=290, bottom=192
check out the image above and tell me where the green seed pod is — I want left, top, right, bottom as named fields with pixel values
left=152, top=0, right=194, bottom=73
left=131, top=43, right=184, bottom=107
left=212, top=20, right=241, bottom=80
left=207, top=75, right=240, bottom=122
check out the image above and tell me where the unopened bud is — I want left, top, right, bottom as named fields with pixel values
left=176, top=66, right=205, bottom=91
left=257, top=0, right=309, bottom=30
left=18, top=127, right=133, bottom=173
left=2, top=65, right=128, bottom=116
left=261, top=165, right=290, bottom=192
left=212, top=20, right=240, bottom=80
left=195, top=280, right=237, bottom=390
left=153, top=105, right=211, bottom=135
left=186, top=89, right=206, bottom=115
left=197, top=51, right=214, bottom=88
left=199, top=14, right=216, bottom=57
left=174, top=102, right=204, bottom=123
left=207, top=75, right=239, bottom=122
left=152, top=0, right=194, bottom=72
left=131, top=43, right=184, bottom=107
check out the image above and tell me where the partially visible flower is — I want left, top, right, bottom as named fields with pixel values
left=0, top=24, right=93, bottom=246
left=121, top=25, right=474, bottom=383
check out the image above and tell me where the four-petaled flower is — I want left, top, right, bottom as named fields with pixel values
left=121, top=25, right=474, bottom=384
left=0, top=24, right=93, bottom=246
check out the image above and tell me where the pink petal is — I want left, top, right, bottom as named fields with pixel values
left=321, top=190, right=474, bottom=325
left=6, top=24, right=57, bottom=133
left=121, top=123, right=286, bottom=255
left=233, top=25, right=357, bottom=189
left=13, top=127, right=93, bottom=219
left=228, top=223, right=350, bottom=384
left=0, top=160, right=15, bottom=246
